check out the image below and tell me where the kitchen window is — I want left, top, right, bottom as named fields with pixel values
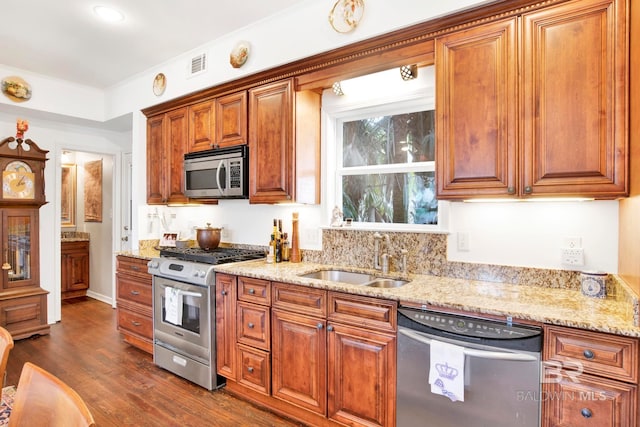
left=323, top=66, right=442, bottom=230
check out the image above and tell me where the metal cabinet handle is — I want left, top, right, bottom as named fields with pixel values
left=248, top=322, right=254, bottom=329
left=131, top=321, right=141, bottom=327
left=248, top=288, right=255, bottom=295
left=507, top=186, right=515, bottom=194
left=524, top=186, right=532, bottom=194
left=583, top=349, right=595, bottom=359
left=317, top=323, right=324, bottom=329
left=247, top=366, right=254, bottom=373
left=130, top=265, right=139, bottom=271
left=581, top=408, right=592, bottom=418
left=327, top=325, right=334, bottom=331
left=130, top=290, right=140, bottom=296
left=221, top=290, right=227, bottom=296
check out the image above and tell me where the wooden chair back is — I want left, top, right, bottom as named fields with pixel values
left=8, top=362, right=96, bottom=427
left=0, top=326, right=14, bottom=388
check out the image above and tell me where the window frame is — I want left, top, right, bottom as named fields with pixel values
left=322, top=81, right=448, bottom=233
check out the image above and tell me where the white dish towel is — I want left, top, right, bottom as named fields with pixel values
left=164, top=286, right=183, bottom=326
left=428, top=339, right=465, bottom=402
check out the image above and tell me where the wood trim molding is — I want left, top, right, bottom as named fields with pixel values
left=141, top=0, right=571, bottom=117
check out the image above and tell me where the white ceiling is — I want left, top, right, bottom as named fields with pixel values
left=0, top=0, right=302, bottom=89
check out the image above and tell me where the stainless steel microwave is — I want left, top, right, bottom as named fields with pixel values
left=184, top=145, right=248, bottom=199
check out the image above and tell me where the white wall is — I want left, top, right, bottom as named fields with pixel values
left=0, top=112, right=127, bottom=322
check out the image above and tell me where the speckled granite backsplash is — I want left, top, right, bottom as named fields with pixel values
left=303, top=229, right=632, bottom=302
left=61, top=231, right=90, bottom=241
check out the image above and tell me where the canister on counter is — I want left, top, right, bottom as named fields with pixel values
left=580, top=271, right=608, bottom=298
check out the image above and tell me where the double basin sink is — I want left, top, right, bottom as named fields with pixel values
left=299, top=269, right=409, bottom=288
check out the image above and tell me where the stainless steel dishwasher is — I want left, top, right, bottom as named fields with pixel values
left=397, top=306, right=542, bottom=427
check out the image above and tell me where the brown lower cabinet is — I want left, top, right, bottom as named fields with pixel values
left=115, top=255, right=153, bottom=354
left=543, top=325, right=638, bottom=426
left=61, top=240, right=89, bottom=300
left=216, top=275, right=396, bottom=427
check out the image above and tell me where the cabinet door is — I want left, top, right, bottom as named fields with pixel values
left=248, top=79, right=293, bottom=203
left=272, top=309, right=326, bottom=415
left=327, top=323, right=396, bottom=427
left=61, top=242, right=89, bottom=293
left=542, top=367, right=637, bottom=427
left=215, top=273, right=237, bottom=379
left=2, top=209, right=39, bottom=290
left=146, top=114, right=166, bottom=204
left=165, top=107, right=189, bottom=204
left=216, top=91, right=247, bottom=148
left=436, top=18, right=518, bottom=199
left=188, top=100, right=215, bottom=152
left=521, top=0, right=628, bottom=198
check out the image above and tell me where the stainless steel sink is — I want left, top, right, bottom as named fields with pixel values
left=299, top=269, right=377, bottom=285
left=364, top=278, right=410, bottom=288
left=299, top=269, right=409, bottom=288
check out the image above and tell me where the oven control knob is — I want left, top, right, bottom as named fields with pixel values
left=148, top=261, right=159, bottom=269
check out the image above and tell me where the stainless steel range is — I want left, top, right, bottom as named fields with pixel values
left=147, top=247, right=264, bottom=390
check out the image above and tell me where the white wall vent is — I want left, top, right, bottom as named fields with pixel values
left=188, top=53, right=207, bottom=78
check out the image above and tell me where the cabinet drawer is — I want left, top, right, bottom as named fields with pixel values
left=117, top=308, right=153, bottom=340
left=544, top=325, right=639, bottom=383
left=328, top=292, right=397, bottom=333
left=272, top=281, right=326, bottom=317
left=542, top=367, right=637, bottom=427
left=237, top=344, right=270, bottom=396
left=116, top=256, right=152, bottom=282
left=117, top=274, right=152, bottom=306
left=238, top=276, right=270, bottom=305
left=237, top=301, right=270, bottom=350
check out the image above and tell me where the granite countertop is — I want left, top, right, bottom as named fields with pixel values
left=61, top=231, right=90, bottom=242
left=213, top=260, right=640, bottom=338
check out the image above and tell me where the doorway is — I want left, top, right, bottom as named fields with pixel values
left=60, top=151, right=114, bottom=310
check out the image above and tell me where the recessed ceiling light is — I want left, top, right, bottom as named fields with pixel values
left=93, top=6, right=125, bottom=23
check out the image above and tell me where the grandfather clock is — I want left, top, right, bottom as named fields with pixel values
left=0, top=136, right=49, bottom=339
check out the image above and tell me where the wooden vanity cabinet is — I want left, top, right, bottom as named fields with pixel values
left=115, top=255, right=153, bottom=354
left=437, top=0, right=628, bottom=199
left=61, top=240, right=89, bottom=300
left=146, top=108, right=190, bottom=204
left=543, top=325, right=638, bottom=426
left=248, top=78, right=321, bottom=204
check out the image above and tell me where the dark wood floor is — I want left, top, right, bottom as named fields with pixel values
left=6, top=297, right=302, bottom=427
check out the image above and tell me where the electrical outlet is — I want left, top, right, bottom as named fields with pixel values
left=457, top=232, right=470, bottom=252
left=561, top=248, right=584, bottom=266
left=221, top=225, right=230, bottom=239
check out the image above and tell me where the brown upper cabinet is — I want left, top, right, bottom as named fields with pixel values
left=147, top=107, right=190, bottom=204
left=436, top=0, right=628, bottom=199
left=248, top=78, right=320, bottom=204
left=188, top=92, right=248, bottom=152
left=216, top=91, right=248, bottom=148
left=188, top=100, right=215, bottom=152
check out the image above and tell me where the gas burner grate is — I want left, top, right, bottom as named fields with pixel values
left=159, top=246, right=265, bottom=265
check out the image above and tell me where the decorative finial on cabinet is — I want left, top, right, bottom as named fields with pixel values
left=16, top=119, right=28, bottom=139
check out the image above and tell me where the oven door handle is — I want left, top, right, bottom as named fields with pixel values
left=179, top=290, right=203, bottom=298
left=398, top=327, right=538, bottom=362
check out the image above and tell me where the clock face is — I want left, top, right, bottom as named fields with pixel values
left=2, top=160, right=35, bottom=199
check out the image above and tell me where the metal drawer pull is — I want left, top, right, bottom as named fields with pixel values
left=583, top=349, right=595, bottom=359
left=248, top=367, right=254, bottom=373
left=130, top=265, right=139, bottom=271
left=399, top=327, right=538, bottom=362
left=131, top=321, right=141, bottom=327
left=248, top=322, right=254, bottom=329
left=130, top=290, right=140, bottom=296
left=248, top=288, right=255, bottom=295
left=581, top=408, right=592, bottom=418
